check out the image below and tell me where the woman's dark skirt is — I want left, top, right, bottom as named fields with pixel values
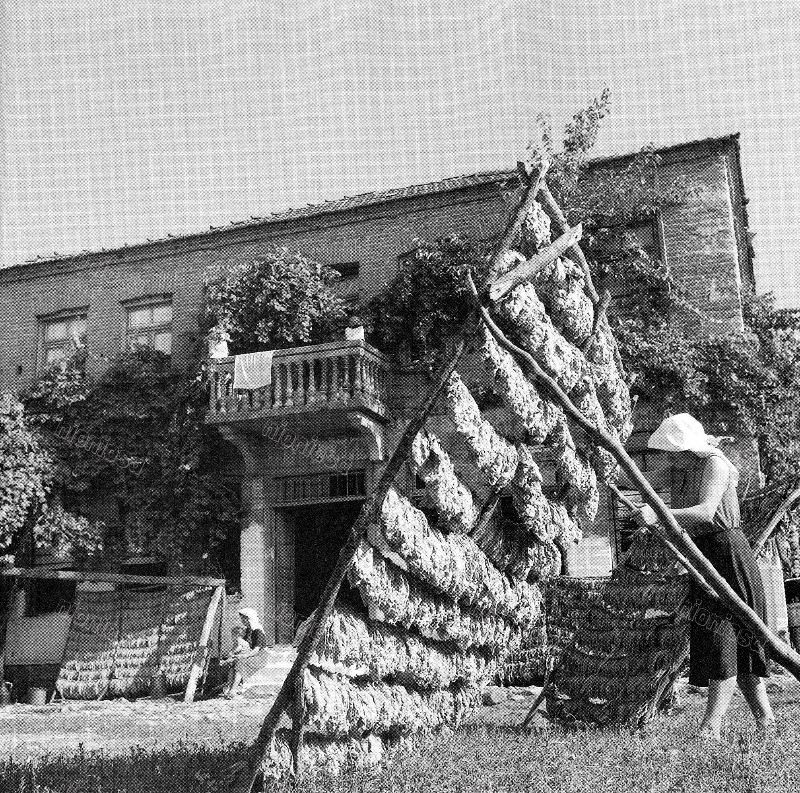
left=688, top=526, right=769, bottom=686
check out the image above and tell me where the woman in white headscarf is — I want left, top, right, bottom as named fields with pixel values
left=222, top=607, right=268, bottom=698
left=627, top=414, right=773, bottom=739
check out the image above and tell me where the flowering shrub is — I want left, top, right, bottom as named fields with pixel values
left=20, top=349, right=239, bottom=574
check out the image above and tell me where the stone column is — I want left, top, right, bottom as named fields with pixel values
left=218, top=427, right=277, bottom=645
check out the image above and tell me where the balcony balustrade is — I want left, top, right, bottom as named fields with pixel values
left=205, top=339, right=390, bottom=436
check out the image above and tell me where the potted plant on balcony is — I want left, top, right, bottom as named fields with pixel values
left=201, top=248, right=347, bottom=354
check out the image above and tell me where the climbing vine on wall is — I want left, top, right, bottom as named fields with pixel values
left=21, top=348, right=240, bottom=574
left=0, top=394, right=102, bottom=564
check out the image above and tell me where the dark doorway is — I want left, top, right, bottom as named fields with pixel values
left=285, top=500, right=364, bottom=627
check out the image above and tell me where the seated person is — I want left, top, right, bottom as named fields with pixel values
left=222, top=607, right=268, bottom=698
left=221, top=625, right=251, bottom=666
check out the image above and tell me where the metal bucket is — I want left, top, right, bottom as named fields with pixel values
left=786, top=578, right=800, bottom=650
left=27, top=687, right=48, bottom=706
left=758, top=552, right=789, bottom=634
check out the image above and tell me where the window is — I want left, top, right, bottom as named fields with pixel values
left=331, top=262, right=360, bottom=280
left=26, top=578, right=76, bottom=617
left=40, top=313, right=87, bottom=368
left=594, top=216, right=665, bottom=314
left=125, top=299, right=172, bottom=354
left=274, top=470, right=367, bottom=506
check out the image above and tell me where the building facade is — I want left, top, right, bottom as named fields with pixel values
left=0, top=135, right=755, bottom=653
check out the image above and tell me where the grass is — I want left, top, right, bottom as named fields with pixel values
left=3, top=710, right=799, bottom=793
left=0, top=741, right=246, bottom=793
left=288, top=719, right=800, bottom=793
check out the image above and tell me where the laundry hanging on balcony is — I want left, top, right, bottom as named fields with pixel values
left=233, top=350, right=273, bottom=390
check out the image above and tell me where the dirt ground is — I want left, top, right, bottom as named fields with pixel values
left=0, top=671, right=797, bottom=761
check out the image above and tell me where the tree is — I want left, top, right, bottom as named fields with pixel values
left=0, top=394, right=101, bottom=565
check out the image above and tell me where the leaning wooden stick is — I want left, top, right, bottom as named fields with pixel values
left=233, top=334, right=469, bottom=792
left=466, top=270, right=800, bottom=681
left=232, top=166, right=550, bottom=793
left=184, top=584, right=225, bottom=703
left=489, top=223, right=582, bottom=301
left=752, top=485, right=800, bottom=556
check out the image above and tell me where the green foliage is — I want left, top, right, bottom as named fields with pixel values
left=615, top=287, right=800, bottom=484
left=0, top=397, right=50, bottom=555
left=0, top=394, right=102, bottom=563
left=534, top=87, right=612, bottom=196
left=367, top=236, right=493, bottom=367
left=21, top=348, right=240, bottom=574
left=202, top=247, right=348, bottom=353
left=21, top=347, right=90, bottom=425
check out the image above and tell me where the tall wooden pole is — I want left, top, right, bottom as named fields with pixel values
left=184, top=584, right=225, bottom=703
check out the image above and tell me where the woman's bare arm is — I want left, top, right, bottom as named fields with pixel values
left=616, top=461, right=671, bottom=492
left=669, top=456, right=729, bottom=532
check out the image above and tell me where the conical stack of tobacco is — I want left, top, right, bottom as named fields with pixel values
left=266, top=182, right=642, bottom=778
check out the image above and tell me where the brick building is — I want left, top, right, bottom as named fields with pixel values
left=0, top=134, right=755, bottom=654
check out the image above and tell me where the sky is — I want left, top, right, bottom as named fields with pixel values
left=2, top=1, right=800, bottom=306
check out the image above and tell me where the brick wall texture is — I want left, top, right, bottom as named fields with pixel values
left=0, top=136, right=756, bottom=632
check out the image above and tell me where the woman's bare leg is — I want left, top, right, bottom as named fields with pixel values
left=700, top=677, right=737, bottom=738
left=737, top=674, right=774, bottom=726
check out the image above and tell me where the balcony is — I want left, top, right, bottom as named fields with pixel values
left=205, top=339, right=390, bottom=439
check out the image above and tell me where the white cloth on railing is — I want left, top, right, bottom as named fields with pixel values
left=233, top=351, right=274, bottom=390
left=345, top=325, right=365, bottom=341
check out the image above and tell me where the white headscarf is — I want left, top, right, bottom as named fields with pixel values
left=237, top=607, right=263, bottom=632
left=647, top=413, right=739, bottom=485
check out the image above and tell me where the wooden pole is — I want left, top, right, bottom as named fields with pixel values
left=234, top=333, right=470, bottom=793
left=489, top=223, right=582, bottom=301
left=752, top=486, right=800, bottom=556
left=467, top=271, right=800, bottom=681
left=184, top=584, right=225, bottom=703
left=0, top=568, right=225, bottom=588
left=0, top=578, right=19, bottom=694
left=232, top=166, right=551, bottom=793
left=537, top=184, right=599, bottom=304
left=536, top=183, right=626, bottom=374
